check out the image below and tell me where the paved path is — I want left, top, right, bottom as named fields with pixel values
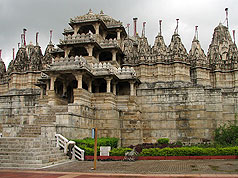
left=0, top=159, right=238, bottom=177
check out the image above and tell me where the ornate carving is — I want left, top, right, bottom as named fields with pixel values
left=167, top=34, right=188, bottom=63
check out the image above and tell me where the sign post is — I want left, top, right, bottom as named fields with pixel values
left=92, top=128, right=97, bottom=170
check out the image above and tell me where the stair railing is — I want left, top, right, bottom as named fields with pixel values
left=55, top=134, right=84, bottom=161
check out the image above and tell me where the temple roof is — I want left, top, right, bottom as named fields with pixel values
left=70, top=9, right=123, bottom=28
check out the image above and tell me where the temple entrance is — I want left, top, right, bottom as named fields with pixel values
left=54, top=74, right=77, bottom=104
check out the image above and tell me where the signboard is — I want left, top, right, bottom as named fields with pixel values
left=92, top=128, right=95, bottom=139
left=100, top=146, right=111, bottom=156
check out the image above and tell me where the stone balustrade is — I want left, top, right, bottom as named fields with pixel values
left=60, top=33, right=96, bottom=44
left=60, top=33, right=119, bottom=49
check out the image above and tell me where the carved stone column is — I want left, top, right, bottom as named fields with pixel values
left=112, top=81, right=117, bottom=95
left=76, top=74, right=83, bottom=89
left=50, top=76, right=56, bottom=90
left=105, top=77, right=112, bottom=93
left=116, top=29, right=122, bottom=40
left=86, top=44, right=94, bottom=56
left=73, top=25, right=80, bottom=35
left=64, top=48, right=71, bottom=58
left=95, top=23, right=100, bottom=35
left=129, top=81, right=136, bottom=96
left=112, top=50, right=117, bottom=61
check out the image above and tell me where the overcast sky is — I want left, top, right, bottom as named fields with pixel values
left=1, top=0, right=238, bottom=67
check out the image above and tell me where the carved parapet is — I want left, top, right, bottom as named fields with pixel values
left=100, top=38, right=119, bottom=48
left=116, top=66, right=136, bottom=79
left=91, top=62, right=116, bottom=76
left=60, top=33, right=96, bottom=45
left=46, top=56, right=91, bottom=72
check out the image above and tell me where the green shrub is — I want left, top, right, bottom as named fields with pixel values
left=214, top=120, right=238, bottom=146
left=157, top=138, right=170, bottom=145
left=110, top=148, right=133, bottom=156
left=72, top=137, right=119, bottom=149
left=139, top=146, right=238, bottom=156
left=78, top=145, right=100, bottom=156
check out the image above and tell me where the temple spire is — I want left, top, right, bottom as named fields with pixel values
left=159, top=20, right=162, bottom=36
left=49, top=30, right=53, bottom=44
left=225, top=8, right=229, bottom=29
left=233, top=30, right=236, bottom=44
left=36, top=32, right=39, bottom=46
left=193, top=26, right=199, bottom=41
left=133, top=17, right=138, bottom=36
left=174, top=19, right=179, bottom=34
left=142, top=22, right=146, bottom=37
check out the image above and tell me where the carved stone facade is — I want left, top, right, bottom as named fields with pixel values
left=1, top=10, right=238, bottom=146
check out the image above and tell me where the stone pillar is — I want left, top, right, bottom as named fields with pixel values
left=112, top=50, right=117, bottom=61
left=76, top=74, right=83, bottom=89
left=95, top=23, right=100, bottom=35
left=64, top=48, right=71, bottom=58
left=74, top=25, right=80, bottom=35
left=129, top=81, right=136, bottom=96
left=50, top=76, right=56, bottom=90
left=116, top=30, right=121, bottom=40
left=105, top=77, right=112, bottom=93
left=86, top=45, right=94, bottom=56
left=112, top=82, right=117, bottom=95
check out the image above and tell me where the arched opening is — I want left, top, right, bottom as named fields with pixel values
left=69, top=47, right=88, bottom=57
left=78, top=25, right=95, bottom=34
left=117, top=82, right=130, bottom=95
left=54, top=74, right=77, bottom=104
left=99, top=51, right=112, bottom=61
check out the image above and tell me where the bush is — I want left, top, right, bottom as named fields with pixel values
left=157, top=138, right=170, bottom=145
left=110, top=148, right=133, bottom=156
left=78, top=145, right=100, bottom=156
left=139, top=147, right=238, bottom=156
left=72, top=137, right=119, bottom=149
left=214, top=120, right=238, bottom=146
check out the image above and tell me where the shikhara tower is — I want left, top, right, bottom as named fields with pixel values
left=0, top=9, right=238, bottom=146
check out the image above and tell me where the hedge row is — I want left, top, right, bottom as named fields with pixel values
left=72, top=137, right=119, bottom=149
left=139, top=147, right=238, bottom=156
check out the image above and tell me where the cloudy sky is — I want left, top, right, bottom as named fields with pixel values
left=0, top=0, right=238, bottom=67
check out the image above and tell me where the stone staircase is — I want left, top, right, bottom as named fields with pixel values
left=17, top=105, right=68, bottom=138
left=0, top=137, right=69, bottom=168
left=18, top=125, right=41, bottom=137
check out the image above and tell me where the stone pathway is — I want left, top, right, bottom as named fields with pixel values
left=42, top=159, right=238, bottom=174
left=0, top=159, right=238, bottom=177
